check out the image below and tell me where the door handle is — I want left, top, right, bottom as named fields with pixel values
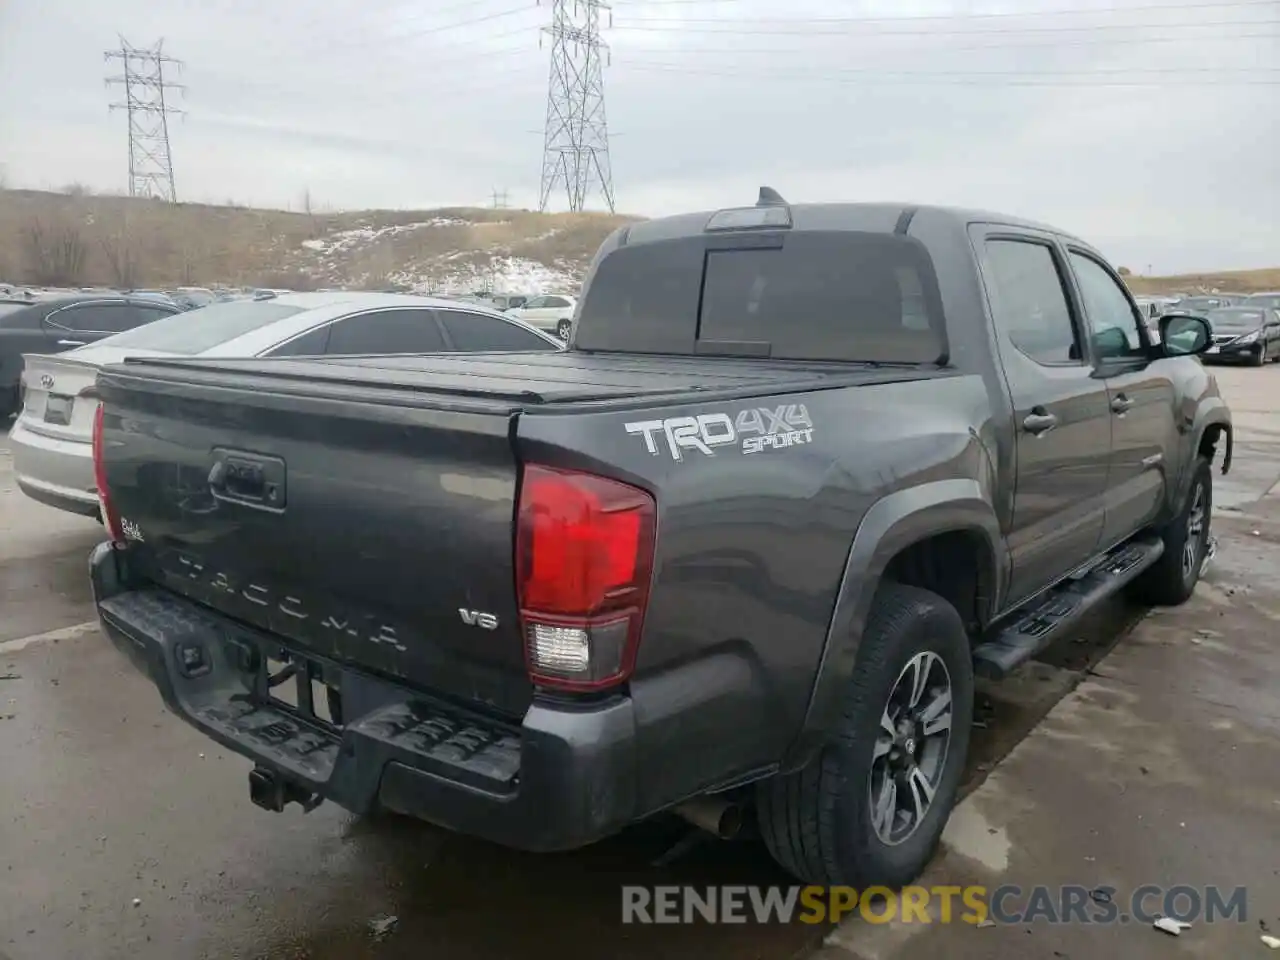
left=1022, top=410, right=1058, bottom=435
left=1111, top=394, right=1133, bottom=414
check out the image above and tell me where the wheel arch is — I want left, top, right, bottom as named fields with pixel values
left=782, top=479, right=1005, bottom=771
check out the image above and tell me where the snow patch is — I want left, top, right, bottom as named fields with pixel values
left=299, top=217, right=472, bottom=255
left=386, top=256, right=578, bottom=296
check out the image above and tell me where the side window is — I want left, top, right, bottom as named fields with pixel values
left=437, top=310, right=557, bottom=352
left=129, top=305, right=178, bottom=327
left=47, top=302, right=135, bottom=333
left=266, top=325, right=331, bottom=356
left=325, top=309, right=446, bottom=355
left=523, top=296, right=547, bottom=310
left=544, top=296, right=570, bottom=309
left=983, top=239, right=1080, bottom=365
left=1068, top=252, right=1144, bottom=360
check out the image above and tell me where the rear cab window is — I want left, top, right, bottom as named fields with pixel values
left=573, top=226, right=947, bottom=364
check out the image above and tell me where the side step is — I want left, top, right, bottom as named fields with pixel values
left=972, top=536, right=1164, bottom=680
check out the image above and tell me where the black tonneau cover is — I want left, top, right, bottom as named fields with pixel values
left=109, top=350, right=952, bottom=411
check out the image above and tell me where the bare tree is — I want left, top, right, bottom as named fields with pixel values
left=22, top=217, right=88, bottom=286
left=300, top=186, right=322, bottom=239
left=100, top=215, right=141, bottom=289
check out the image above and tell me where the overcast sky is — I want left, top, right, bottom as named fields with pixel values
left=1, top=0, right=1276, bottom=273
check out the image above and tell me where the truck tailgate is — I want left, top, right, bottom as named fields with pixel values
left=96, top=362, right=534, bottom=718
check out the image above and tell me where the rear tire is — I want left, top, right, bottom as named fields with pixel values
left=1127, top=456, right=1212, bottom=606
left=556, top=319, right=572, bottom=340
left=758, top=582, right=973, bottom=887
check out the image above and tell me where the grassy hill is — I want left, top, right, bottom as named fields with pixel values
left=1123, top=268, right=1280, bottom=297
left=0, top=189, right=636, bottom=295
left=1, top=188, right=1272, bottom=299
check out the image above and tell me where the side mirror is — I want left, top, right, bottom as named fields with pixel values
left=1159, top=313, right=1212, bottom=357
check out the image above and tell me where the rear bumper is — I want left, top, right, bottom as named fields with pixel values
left=90, top=542, right=639, bottom=852
left=10, top=418, right=99, bottom=516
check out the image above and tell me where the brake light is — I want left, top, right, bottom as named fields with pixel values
left=516, top=464, right=656, bottom=691
left=92, top=402, right=124, bottom=543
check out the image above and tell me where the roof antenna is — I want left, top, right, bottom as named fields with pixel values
left=757, top=186, right=787, bottom=207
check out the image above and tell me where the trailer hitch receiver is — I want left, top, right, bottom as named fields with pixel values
left=248, top=766, right=323, bottom=813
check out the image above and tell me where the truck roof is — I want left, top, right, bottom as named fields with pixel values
left=619, top=200, right=1085, bottom=248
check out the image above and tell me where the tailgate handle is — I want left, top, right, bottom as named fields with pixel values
left=208, top=450, right=287, bottom=509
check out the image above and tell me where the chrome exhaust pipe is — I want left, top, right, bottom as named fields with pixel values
left=672, top=796, right=744, bottom=839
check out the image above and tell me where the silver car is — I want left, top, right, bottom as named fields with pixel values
left=10, top=291, right=562, bottom=517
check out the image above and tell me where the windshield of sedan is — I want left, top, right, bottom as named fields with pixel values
left=98, top=299, right=307, bottom=354
left=1178, top=297, right=1227, bottom=312
left=1207, top=308, right=1266, bottom=330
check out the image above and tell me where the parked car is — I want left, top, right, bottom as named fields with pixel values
left=12, top=291, right=561, bottom=517
left=0, top=294, right=181, bottom=419
left=1243, top=291, right=1280, bottom=311
left=124, top=290, right=179, bottom=307
left=506, top=293, right=578, bottom=339
left=489, top=293, right=530, bottom=312
left=1172, top=296, right=1233, bottom=316
left=88, top=194, right=1229, bottom=890
left=1203, top=306, right=1280, bottom=365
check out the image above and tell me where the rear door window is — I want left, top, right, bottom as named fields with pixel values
left=436, top=309, right=558, bottom=351
left=983, top=239, right=1081, bottom=366
left=325, top=308, right=446, bottom=354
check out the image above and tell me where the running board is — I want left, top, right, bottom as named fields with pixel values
left=972, top=536, right=1165, bottom=680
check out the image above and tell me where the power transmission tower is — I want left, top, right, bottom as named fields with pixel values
left=538, top=0, right=615, bottom=214
left=491, top=187, right=510, bottom=209
left=105, top=38, right=184, bottom=202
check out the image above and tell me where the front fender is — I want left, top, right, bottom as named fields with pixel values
left=781, top=479, right=1006, bottom=770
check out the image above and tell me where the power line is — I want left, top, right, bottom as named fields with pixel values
left=616, top=60, right=1280, bottom=85
left=614, top=0, right=1276, bottom=24
left=303, top=4, right=536, bottom=56
left=539, top=0, right=616, bottom=213
left=612, top=16, right=1280, bottom=37
left=104, top=37, right=184, bottom=202
left=615, top=27, right=1280, bottom=57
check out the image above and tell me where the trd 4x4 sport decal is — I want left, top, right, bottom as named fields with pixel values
left=624, top=404, right=814, bottom=461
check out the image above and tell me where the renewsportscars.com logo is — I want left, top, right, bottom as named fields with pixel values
left=620, top=884, right=1250, bottom=926
left=624, top=403, right=814, bottom=461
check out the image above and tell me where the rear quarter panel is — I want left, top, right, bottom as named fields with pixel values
left=517, top=372, right=997, bottom=810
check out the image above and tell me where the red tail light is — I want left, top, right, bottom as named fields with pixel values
left=516, top=464, right=656, bottom=691
left=92, top=402, right=124, bottom=543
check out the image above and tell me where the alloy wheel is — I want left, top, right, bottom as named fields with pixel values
left=869, top=651, right=953, bottom=846
left=1182, top=482, right=1206, bottom=581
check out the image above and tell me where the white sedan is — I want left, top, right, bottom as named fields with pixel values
left=10, top=291, right=561, bottom=517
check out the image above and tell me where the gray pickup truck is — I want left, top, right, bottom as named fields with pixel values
left=88, top=192, right=1231, bottom=889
